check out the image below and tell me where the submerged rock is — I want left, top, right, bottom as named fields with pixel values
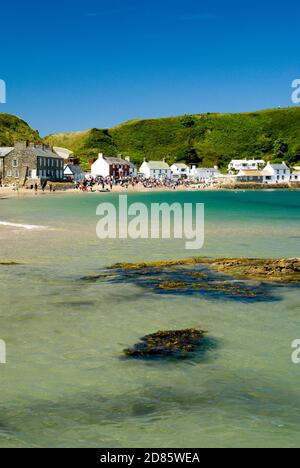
left=109, top=257, right=300, bottom=284
left=108, top=258, right=211, bottom=270
left=158, top=281, right=189, bottom=290
left=88, top=257, right=299, bottom=304
left=79, top=273, right=118, bottom=282
left=0, top=262, right=20, bottom=266
left=124, top=328, right=206, bottom=358
left=211, top=258, right=300, bottom=283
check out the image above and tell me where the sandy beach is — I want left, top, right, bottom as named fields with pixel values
left=0, top=184, right=212, bottom=199
left=1, top=182, right=299, bottom=199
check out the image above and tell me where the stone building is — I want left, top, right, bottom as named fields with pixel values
left=0, top=141, right=65, bottom=185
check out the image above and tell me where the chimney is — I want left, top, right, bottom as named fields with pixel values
left=162, top=158, right=166, bottom=163
left=14, top=141, right=27, bottom=150
left=214, top=165, right=219, bottom=170
left=98, top=153, right=104, bottom=160
left=125, top=156, right=131, bottom=162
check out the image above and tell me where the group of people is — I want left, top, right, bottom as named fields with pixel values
left=73, top=175, right=195, bottom=192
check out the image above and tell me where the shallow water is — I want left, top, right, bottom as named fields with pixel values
left=0, top=190, right=299, bottom=448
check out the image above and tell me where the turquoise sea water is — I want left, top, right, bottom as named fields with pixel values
left=0, top=190, right=299, bottom=448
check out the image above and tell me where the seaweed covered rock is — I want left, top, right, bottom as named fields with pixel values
left=211, top=258, right=300, bottom=283
left=124, top=328, right=206, bottom=358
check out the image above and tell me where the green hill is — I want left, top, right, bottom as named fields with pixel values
left=0, top=113, right=40, bottom=146
left=45, top=108, right=300, bottom=170
left=1, top=108, right=300, bottom=171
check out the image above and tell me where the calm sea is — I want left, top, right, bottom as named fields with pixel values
left=0, top=190, right=299, bottom=448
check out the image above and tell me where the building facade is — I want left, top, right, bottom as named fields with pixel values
left=236, top=169, right=264, bottom=183
left=228, top=159, right=265, bottom=173
left=0, top=141, right=65, bottom=185
left=189, top=166, right=220, bottom=181
left=91, top=153, right=136, bottom=178
left=170, top=163, right=189, bottom=179
left=64, top=164, right=85, bottom=182
left=139, top=160, right=172, bottom=180
left=262, top=162, right=291, bottom=184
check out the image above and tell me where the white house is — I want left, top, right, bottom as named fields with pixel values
left=170, top=163, right=189, bottom=179
left=262, top=162, right=291, bottom=184
left=64, top=164, right=85, bottom=182
left=91, top=153, right=136, bottom=178
left=228, top=159, right=265, bottom=173
left=189, top=166, right=220, bottom=181
left=139, top=160, right=172, bottom=180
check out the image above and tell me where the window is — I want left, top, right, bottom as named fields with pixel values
left=12, top=159, right=18, bottom=167
left=7, top=170, right=12, bottom=177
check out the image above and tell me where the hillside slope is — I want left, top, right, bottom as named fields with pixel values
left=1, top=108, right=300, bottom=170
left=0, top=113, right=40, bottom=146
left=45, top=108, right=300, bottom=170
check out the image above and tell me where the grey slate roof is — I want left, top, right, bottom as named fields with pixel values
left=31, top=147, right=64, bottom=159
left=64, top=164, right=84, bottom=175
left=145, top=161, right=171, bottom=170
left=268, top=163, right=289, bottom=170
left=105, top=157, right=135, bottom=168
left=0, top=147, right=14, bottom=157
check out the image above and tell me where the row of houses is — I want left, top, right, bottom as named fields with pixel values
left=91, top=154, right=221, bottom=181
left=91, top=154, right=300, bottom=184
left=0, top=142, right=299, bottom=185
left=230, top=159, right=300, bottom=184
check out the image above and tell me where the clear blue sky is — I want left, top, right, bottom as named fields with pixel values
left=1, top=0, right=300, bottom=135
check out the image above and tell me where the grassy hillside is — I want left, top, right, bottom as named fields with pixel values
left=0, top=113, right=40, bottom=146
left=45, top=108, right=300, bottom=170
left=1, top=108, right=300, bottom=170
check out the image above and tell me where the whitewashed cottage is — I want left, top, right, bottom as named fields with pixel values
left=189, top=166, right=220, bottom=181
left=170, top=163, right=189, bottom=179
left=139, top=160, right=172, bottom=180
left=228, top=159, right=265, bottom=173
left=262, top=162, right=290, bottom=184
left=91, top=153, right=136, bottom=178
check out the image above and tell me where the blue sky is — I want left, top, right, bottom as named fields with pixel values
left=1, top=0, right=300, bottom=135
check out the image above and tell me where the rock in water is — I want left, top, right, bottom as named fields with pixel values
left=124, top=328, right=206, bottom=358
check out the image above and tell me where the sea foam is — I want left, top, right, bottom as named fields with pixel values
left=0, top=221, right=46, bottom=230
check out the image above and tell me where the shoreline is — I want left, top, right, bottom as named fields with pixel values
left=1, top=184, right=300, bottom=199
